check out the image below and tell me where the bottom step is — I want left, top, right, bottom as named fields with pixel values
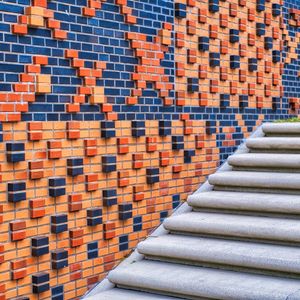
left=85, top=288, right=180, bottom=300
left=108, top=260, right=300, bottom=300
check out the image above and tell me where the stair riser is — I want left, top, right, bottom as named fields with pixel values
left=231, top=167, right=300, bottom=173
left=115, top=284, right=210, bottom=300
left=213, top=185, right=300, bottom=195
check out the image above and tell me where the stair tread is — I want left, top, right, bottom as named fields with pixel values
left=228, top=153, right=300, bottom=168
left=138, top=234, right=300, bottom=274
left=246, top=137, right=300, bottom=150
left=108, top=260, right=300, bottom=300
left=188, top=191, right=300, bottom=214
left=208, top=171, right=300, bottom=190
left=163, top=211, right=300, bottom=242
left=85, top=288, right=179, bottom=300
left=263, top=123, right=300, bottom=135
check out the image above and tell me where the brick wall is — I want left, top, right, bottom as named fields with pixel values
left=0, top=0, right=298, bottom=299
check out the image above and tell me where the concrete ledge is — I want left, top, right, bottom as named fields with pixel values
left=163, top=212, right=300, bottom=243
left=246, top=137, right=300, bottom=151
left=188, top=191, right=300, bottom=214
left=138, top=234, right=300, bottom=274
left=228, top=153, right=300, bottom=169
left=263, top=123, right=300, bottom=135
left=208, top=171, right=300, bottom=190
left=108, top=260, right=300, bottom=300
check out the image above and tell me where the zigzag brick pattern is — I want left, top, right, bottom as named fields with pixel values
left=0, top=0, right=299, bottom=299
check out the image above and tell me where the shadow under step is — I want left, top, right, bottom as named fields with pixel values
left=85, top=288, right=180, bottom=300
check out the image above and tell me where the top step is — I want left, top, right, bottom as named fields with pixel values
left=263, top=123, right=300, bottom=136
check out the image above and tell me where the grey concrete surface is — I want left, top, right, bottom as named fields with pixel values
left=108, top=260, right=300, bottom=300
left=163, top=211, right=300, bottom=242
left=246, top=137, right=300, bottom=151
left=138, top=234, right=300, bottom=274
left=187, top=191, right=300, bottom=214
left=228, top=153, right=300, bottom=169
left=208, top=171, right=300, bottom=190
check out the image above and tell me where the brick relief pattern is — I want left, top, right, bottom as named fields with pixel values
left=0, top=0, right=298, bottom=299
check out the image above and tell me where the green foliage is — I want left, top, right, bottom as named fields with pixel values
left=275, top=117, right=300, bottom=123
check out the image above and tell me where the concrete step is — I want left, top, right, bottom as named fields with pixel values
left=246, top=137, right=300, bottom=153
left=163, top=212, right=300, bottom=243
left=187, top=191, right=300, bottom=215
left=228, top=153, right=300, bottom=171
left=108, top=260, right=300, bottom=300
left=138, top=235, right=300, bottom=275
left=208, top=171, right=300, bottom=193
left=263, top=123, right=300, bottom=136
left=85, top=288, right=180, bottom=300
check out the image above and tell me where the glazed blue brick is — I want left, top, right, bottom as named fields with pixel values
left=51, top=214, right=68, bottom=234
left=256, top=0, right=265, bottom=12
left=273, top=50, right=281, bottom=63
left=272, top=97, right=280, bottom=110
left=119, top=234, right=129, bottom=251
left=49, top=178, right=66, bottom=197
left=32, top=272, right=50, bottom=294
left=272, top=3, right=281, bottom=16
left=198, top=37, right=209, bottom=52
left=209, top=52, right=220, bottom=67
left=230, top=55, right=240, bottom=69
left=159, top=120, right=171, bottom=136
left=160, top=211, right=168, bottom=222
left=206, top=121, right=217, bottom=135
left=248, top=58, right=258, bottom=72
left=52, top=285, right=64, bottom=300
left=49, top=178, right=66, bottom=187
left=175, top=3, right=186, bottom=18
left=101, top=121, right=115, bottom=138
left=256, top=23, right=266, bottom=36
left=102, top=155, right=117, bottom=173
left=172, top=194, right=180, bottom=209
left=133, top=215, right=142, bottom=232
left=220, top=94, right=230, bottom=108
left=239, top=95, right=248, bottom=108
left=87, top=241, right=98, bottom=259
left=32, top=236, right=49, bottom=247
left=32, top=236, right=49, bottom=257
left=184, top=150, right=195, bottom=163
left=8, top=182, right=26, bottom=202
left=229, top=29, right=239, bottom=43
left=119, top=203, right=132, bottom=220
left=103, top=189, right=117, bottom=206
left=7, top=181, right=26, bottom=191
left=187, top=77, right=199, bottom=93
left=51, top=249, right=68, bottom=270
left=132, top=121, right=145, bottom=137
left=264, top=37, right=273, bottom=50
left=6, top=142, right=25, bottom=162
left=87, top=208, right=102, bottom=226
left=146, top=167, right=159, bottom=184
left=209, top=0, right=219, bottom=12
left=172, top=135, right=184, bottom=150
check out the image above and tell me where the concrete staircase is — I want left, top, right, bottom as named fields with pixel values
left=85, top=123, right=300, bottom=300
